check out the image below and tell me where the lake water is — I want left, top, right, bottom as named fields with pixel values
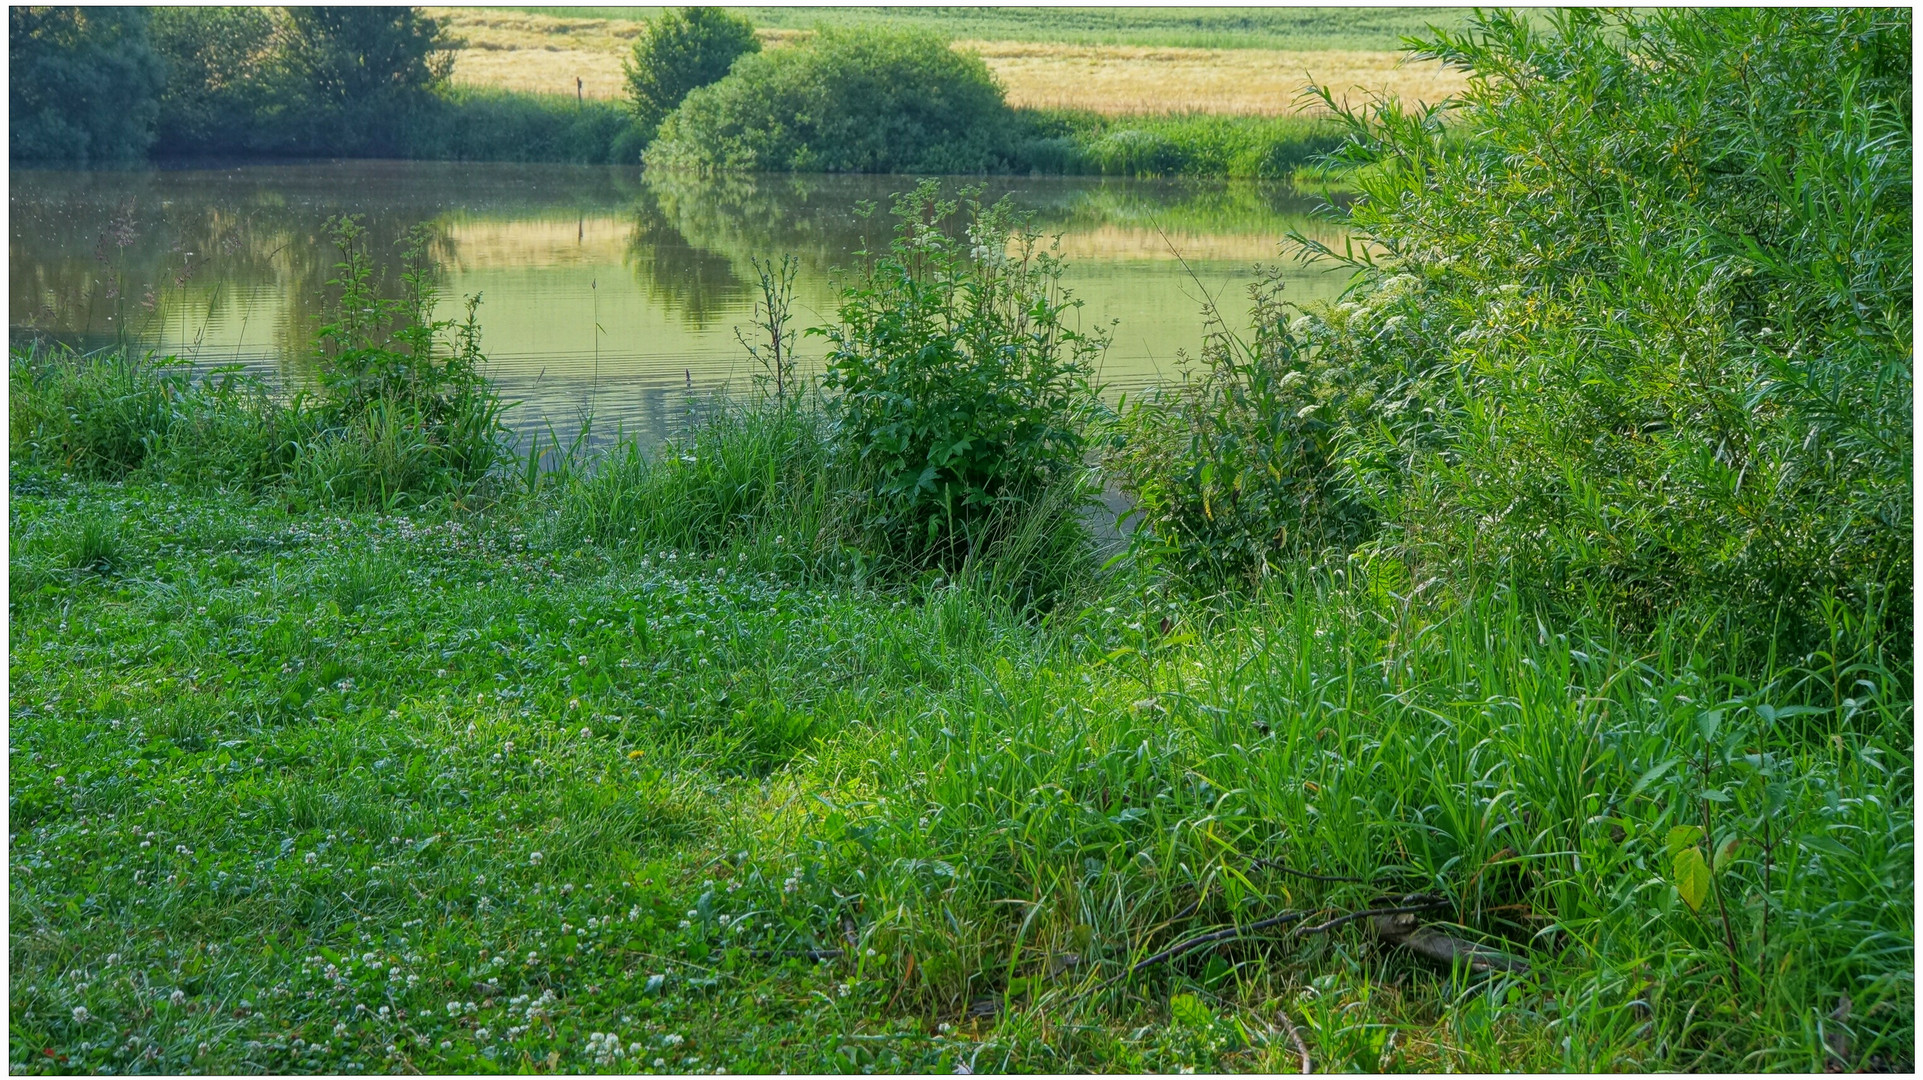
left=10, top=161, right=1350, bottom=448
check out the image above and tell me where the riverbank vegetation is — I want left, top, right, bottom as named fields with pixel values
left=11, top=6, right=1383, bottom=177
left=9, top=7, right=1912, bottom=1074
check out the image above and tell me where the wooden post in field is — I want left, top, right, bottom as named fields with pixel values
left=577, top=76, right=584, bottom=105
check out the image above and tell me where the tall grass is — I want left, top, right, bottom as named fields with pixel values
left=400, top=87, right=645, bottom=164
left=1014, top=111, right=1344, bottom=179
left=7, top=343, right=298, bottom=490
left=730, top=562, right=1911, bottom=1069
left=558, top=396, right=856, bottom=575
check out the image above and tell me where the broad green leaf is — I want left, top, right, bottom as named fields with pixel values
left=1666, top=825, right=1703, bottom=855
left=1673, top=845, right=1710, bottom=911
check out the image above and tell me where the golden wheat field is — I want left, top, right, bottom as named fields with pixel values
left=428, top=7, right=1466, bottom=113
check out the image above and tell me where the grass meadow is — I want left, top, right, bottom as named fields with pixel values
left=8, top=7, right=1912, bottom=1075
left=11, top=458, right=1908, bottom=1073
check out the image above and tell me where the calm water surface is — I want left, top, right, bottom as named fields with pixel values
left=11, top=161, right=1349, bottom=447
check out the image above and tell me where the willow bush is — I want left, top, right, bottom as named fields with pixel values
left=1115, top=8, right=1912, bottom=642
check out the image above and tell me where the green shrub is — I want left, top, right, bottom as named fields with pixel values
left=1106, top=267, right=1387, bottom=586
left=1297, top=8, right=1912, bottom=636
left=624, top=6, right=760, bottom=135
left=645, top=29, right=1017, bottom=173
left=9, top=6, right=165, bottom=165
left=304, top=216, right=511, bottom=505
left=1116, top=8, right=1911, bottom=635
left=818, top=181, right=1102, bottom=568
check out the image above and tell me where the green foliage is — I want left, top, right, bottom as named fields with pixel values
left=274, top=6, right=455, bottom=153
left=1106, top=267, right=1381, bottom=586
left=398, top=86, right=640, bottom=164
left=300, top=216, right=510, bottom=506
left=1308, top=7, right=1913, bottom=635
left=623, top=6, right=760, bottom=135
left=817, top=181, right=1102, bottom=568
left=1118, top=8, right=1912, bottom=640
left=148, top=6, right=279, bottom=154
left=646, top=29, right=1018, bottom=173
left=1038, top=111, right=1345, bottom=179
left=143, top=5, right=457, bottom=157
left=9, top=6, right=165, bottom=165
left=8, top=344, right=296, bottom=489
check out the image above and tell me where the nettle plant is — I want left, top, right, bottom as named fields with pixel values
left=817, top=181, right=1103, bottom=568
left=1107, top=265, right=1439, bottom=588
left=304, top=216, right=509, bottom=503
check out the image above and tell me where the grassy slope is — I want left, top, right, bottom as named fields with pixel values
left=10, top=468, right=1910, bottom=1073
left=515, top=6, right=1475, bottom=50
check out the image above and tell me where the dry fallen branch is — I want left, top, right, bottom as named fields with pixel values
left=1113, top=895, right=1452, bottom=985
left=1275, top=1006, right=1313, bottom=1073
left=1372, top=912, right=1531, bottom=975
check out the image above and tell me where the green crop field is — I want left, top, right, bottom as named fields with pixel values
left=513, top=6, right=1479, bottom=50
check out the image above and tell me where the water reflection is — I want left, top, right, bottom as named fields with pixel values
left=10, top=161, right=1349, bottom=448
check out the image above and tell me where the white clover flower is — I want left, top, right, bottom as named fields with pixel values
left=334, top=1023, right=348, bottom=1037
left=662, top=1034, right=684, bottom=1047
left=475, top=1028, right=491, bottom=1043
left=528, top=851, right=543, bottom=866
left=72, top=1006, right=92, bottom=1023
left=170, top=989, right=186, bottom=1006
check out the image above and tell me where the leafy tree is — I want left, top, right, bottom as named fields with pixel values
left=10, top=6, right=165, bottom=165
left=149, top=6, right=279, bottom=154
left=647, top=28, right=1015, bottom=173
left=274, top=6, right=456, bottom=153
left=623, top=6, right=760, bottom=135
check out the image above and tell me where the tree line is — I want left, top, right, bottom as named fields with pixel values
left=11, top=6, right=456, bottom=163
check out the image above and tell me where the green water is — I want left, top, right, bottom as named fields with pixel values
left=10, top=161, right=1349, bottom=446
